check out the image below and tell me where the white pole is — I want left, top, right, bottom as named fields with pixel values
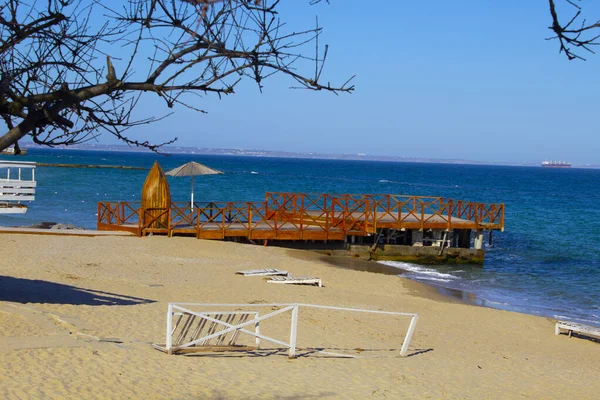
left=289, top=304, right=299, bottom=358
left=166, top=303, right=173, bottom=354
left=255, top=312, right=261, bottom=349
left=400, top=315, right=418, bottom=357
left=190, top=175, right=195, bottom=212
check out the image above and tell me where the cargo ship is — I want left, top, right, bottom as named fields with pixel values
left=541, top=160, right=571, bottom=168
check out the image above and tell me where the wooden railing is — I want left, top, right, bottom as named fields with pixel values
left=265, top=193, right=504, bottom=231
left=97, top=193, right=504, bottom=238
left=97, top=201, right=141, bottom=226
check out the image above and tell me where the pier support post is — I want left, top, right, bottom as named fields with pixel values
left=474, top=230, right=484, bottom=250
left=457, top=229, right=470, bottom=249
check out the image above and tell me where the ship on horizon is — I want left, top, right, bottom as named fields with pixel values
left=541, top=160, right=571, bottom=168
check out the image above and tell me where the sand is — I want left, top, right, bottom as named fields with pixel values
left=0, top=234, right=598, bottom=399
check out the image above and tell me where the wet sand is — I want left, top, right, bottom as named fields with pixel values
left=309, top=252, right=469, bottom=304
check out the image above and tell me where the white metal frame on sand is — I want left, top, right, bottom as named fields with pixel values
left=155, top=303, right=419, bottom=358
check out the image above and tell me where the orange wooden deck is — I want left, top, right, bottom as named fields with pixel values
left=97, top=192, right=504, bottom=240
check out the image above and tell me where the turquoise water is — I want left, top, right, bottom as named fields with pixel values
left=2, top=148, right=599, bottom=327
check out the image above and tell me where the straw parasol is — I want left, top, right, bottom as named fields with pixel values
left=165, top=161, right=223, bottom=211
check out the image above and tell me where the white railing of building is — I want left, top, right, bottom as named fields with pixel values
left=0, top=161, right=37, bottom=202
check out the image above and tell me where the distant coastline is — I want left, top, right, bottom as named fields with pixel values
left=13, top=142, right=598, bottom=169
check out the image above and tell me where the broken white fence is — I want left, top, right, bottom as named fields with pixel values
left=156, top=303, right=418, bottom=358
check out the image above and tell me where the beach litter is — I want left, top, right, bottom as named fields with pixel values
left=236, top=268, right=289, bottom=276
left=267, top=276, right=323, bottom=287
left=154, top=302, right=418, bottom=358
left=555, top=321, right=600, bottom=340
left=98, top=337, right=123, bottom=344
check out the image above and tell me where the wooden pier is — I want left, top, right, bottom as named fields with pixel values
left=98, top=193, right=504, bottom=262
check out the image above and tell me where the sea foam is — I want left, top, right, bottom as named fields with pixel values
left=378, top=260, right=458, bottom=280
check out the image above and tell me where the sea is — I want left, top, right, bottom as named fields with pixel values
left=2, top=148, right=599, bottom=327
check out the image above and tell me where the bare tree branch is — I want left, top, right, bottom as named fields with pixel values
left=547, top=0, right=600, bottom=60
left=0, top=0, right=353, bottom=152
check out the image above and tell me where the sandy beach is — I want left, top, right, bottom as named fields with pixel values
left=0, top=234, right=598, bottom=399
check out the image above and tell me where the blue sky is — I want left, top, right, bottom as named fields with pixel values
left=106, top=1, right=600, bottom=165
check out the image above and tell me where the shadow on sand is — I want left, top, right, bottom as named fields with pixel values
left=182, top=347, right=433, bottom=359
left=0, top=276, right=154, bottom=306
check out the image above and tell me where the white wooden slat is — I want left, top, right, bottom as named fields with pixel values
left=0, top=195, right=35, bottom=201
left=0, top=187, right=36, bottom=194
left=174, top=306, right=295, bottom=350
left=0, top=206, right=28, bottom=214
left=236, top=268, right=288, bottom=276
left=267, top=276, right=322, bottom=286
left=556, top=321, right=600, bottom=338
left=0, top=180, right=37, bottom=188
left=0, top=162, right=36, bottom=168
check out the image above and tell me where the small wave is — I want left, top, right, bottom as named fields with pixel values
left=479, top=299, right=511, bottom=306
left=379, top=260, right=458, bottom=280
left=379, top=179, right=393, bottom=183
left=554, top=315, right=572, bottom=320
left=250, top=171, right=259, bottom=174
left=398, top=275, right=452, bottom=283
left=554, top=315, right=600, bottom=326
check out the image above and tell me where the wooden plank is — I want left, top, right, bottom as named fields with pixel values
left=275, top=231, right=302, bottom=240
left=197, top=231, right=225, bottom=240
left=301, top=231, right=328, bottom=241
left=327, top=232, right=345, bottom=241
left=170, top=230, right=197, bottom=237
left=142, top=228, right=169, bottom=236
left=248, top=231, right=277, bottom=240
left=97, top=223, right=140, bottom=234
left=224, top=230, right=251, bottom=237
left=237, top=269, right=288, bottom=276
left=556, top=321, right=600, bottom=338
left=268, top=276, right=322, bottom=287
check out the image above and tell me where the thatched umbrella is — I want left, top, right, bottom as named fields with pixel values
left=165, top=161, right=223, bottom=211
